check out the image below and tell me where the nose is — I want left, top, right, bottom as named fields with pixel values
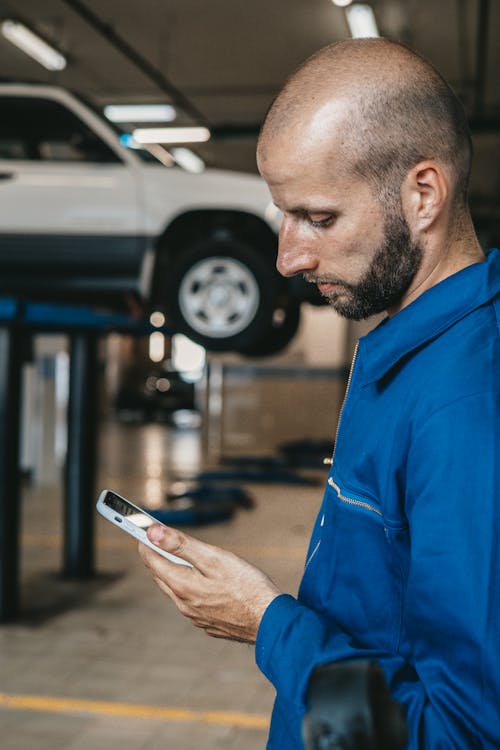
left=276, top=216, right=319, bottom=278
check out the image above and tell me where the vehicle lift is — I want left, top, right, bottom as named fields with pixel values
left=0, top=299, right=164, bottom=622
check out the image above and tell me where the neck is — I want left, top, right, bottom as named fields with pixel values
left=388, top=212, right=485, bottom=316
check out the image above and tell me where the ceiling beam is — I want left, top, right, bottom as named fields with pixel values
left=61, top=0, right=211, bottom=128
left=474, top=0, right=490, bottom=116
left=211, top=124, right=262, bottom=140
left=208, top=118, right=500, bottom=141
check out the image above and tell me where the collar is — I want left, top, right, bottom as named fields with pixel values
left=358, top=248, right=500, bottom=385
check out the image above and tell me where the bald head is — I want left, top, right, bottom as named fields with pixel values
left=259, top=39, right=472, bottom=210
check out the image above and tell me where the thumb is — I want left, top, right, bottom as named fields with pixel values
left=147, top=524, right=217, bottom=571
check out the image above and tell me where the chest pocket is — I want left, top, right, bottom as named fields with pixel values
left=299, top=477, right=409, bottom=653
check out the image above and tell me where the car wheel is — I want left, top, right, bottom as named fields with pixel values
left=241, top=299, right=301, bottom=357
left=163, top=237, right=282, bottom=352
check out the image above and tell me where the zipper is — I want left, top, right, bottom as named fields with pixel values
left=323, top=341, right=359, bottom=467
left=328, top=477, right=382, bottom=517
left=304, top=539, right=321, bottom=571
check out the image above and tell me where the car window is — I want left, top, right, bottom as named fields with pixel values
left=0, top=96, right=121, bottom=163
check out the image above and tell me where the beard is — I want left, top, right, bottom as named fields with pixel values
left=305, top=207, right=423, bottom=320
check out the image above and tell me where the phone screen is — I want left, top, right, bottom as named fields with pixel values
left=102, top=491, right=157, bottom=531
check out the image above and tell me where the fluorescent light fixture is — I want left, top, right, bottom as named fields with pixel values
left=119, top=133, right=141, bottom=149
left=133, top=127, right=211, bottom=144
left=332, top=0, right=353, bottom=6
left=171, top=147, right=205, bottom=173
left=345, top=4, right=379, bottom=37
left=104, top=104, right=176, bottom=123
left=1, top=20, right=66, bottom=71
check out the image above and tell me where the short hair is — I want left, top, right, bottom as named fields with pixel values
left=348, top=56, right=473, bottom=208
left=262, top=40, right=473, bottom=211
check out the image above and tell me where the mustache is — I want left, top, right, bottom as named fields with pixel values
left=303, top=272, right=353, bottom=290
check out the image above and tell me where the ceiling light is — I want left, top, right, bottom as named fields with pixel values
left=104, top=104, right=176, bottom=123
left=1, top=20, right=66, bottom=71
left=133, top=127, right=211, bottom=144
left=170, top=148, right=205, bottom=174
left=345, top=4, right=379, bottom=37
left=332, top=0, right=353, bottom=6
left=119, top=133, right=141, bottom=149
left=149, top=311, right=166, bottom=327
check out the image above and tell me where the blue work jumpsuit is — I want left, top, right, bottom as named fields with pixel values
left=256, top=249, right=500, bottom=749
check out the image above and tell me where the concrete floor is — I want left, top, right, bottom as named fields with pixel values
left=0, top=420, right=324, bottom=750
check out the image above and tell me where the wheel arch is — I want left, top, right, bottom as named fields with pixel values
left=158, top=208, right=277, bottom=259
left=151, top=208, right=281, bottom=307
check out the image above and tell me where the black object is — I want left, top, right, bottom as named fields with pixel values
left=64, top=333, right=99, bottom=578
left=192, top=467, right=319, bottom=485
left=240, top=298, right=301, bottom=357
left=167, top=483, right=255, bottom=510
left=115, top=366, right=195, bottom=423
left=0, top=311, right=23, bottom=621
left=279, top=438, right=336, bottom=469
left=303, top=661, right=408, bottom=750
left=149, top=501, right=235, bottom=526
left=220, top=454, right=290, bottom=470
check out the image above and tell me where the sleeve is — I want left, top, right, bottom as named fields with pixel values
left=400, top=389, right=500, bottom=747
left=256, top=593, right=388, bottom=711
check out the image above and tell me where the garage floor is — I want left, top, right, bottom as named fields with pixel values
left=0, top=420, right=324, bottom=750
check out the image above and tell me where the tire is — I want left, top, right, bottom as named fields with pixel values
left=162, top=237, right=282, bottom=352
left=241, top=299, right=301, bottom=357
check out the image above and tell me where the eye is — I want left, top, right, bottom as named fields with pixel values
left=306, top=214, right=335, bottom=229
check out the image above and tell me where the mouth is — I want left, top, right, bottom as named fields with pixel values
left=317, top=281, right=342, bottom=294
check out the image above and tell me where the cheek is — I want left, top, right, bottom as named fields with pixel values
left=323, top=226, right=383, bottom=282
left=340, top=210, right=385, bottom=254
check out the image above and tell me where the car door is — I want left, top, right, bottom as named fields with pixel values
left=0, top=93, right=141, bottom=293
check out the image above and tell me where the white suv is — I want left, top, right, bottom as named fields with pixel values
left=0, top=83, right=317, bottom=354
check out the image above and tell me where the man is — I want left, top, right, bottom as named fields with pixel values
left=139, top=39, right=500, bottom=748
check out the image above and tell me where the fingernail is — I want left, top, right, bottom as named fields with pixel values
left=148, top=525, right=164, bottom=543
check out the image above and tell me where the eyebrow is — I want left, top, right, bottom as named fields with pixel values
left=273, top=202, right=338, bottom=215
left=285, top=206, right=339, bottom=217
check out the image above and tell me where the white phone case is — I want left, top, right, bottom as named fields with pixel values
left=96, top=489, right=192, bottom=567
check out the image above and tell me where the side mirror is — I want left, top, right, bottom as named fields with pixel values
left=303, top=661, right=408, bottom=750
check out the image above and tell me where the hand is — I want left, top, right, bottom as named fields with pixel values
left=138, top=524, right=282, bottom=643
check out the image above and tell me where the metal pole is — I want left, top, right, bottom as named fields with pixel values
left=64, top=332, right=99, bottom=578
left=0, top=325, right=23, bottom=621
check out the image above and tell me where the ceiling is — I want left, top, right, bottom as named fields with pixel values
left=0, top=0, right=499, bottom=237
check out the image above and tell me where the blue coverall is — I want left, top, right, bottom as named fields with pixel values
left=256, top=249, right=500, bottom=749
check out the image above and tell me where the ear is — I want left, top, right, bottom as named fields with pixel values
left=400, top=161, right=449, bottom=233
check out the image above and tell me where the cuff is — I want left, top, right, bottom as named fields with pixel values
left=255, top=593, right=303, bottom=687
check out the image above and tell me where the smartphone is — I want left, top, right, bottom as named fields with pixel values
left=96, top=489, right=192, bottom=567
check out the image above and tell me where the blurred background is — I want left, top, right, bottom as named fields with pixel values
left=0, top=2, right=497, bottom=749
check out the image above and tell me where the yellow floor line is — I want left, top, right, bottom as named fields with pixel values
left=22, top=534, right=306, bottom=560
left=0, top=692, right=269, bottom=730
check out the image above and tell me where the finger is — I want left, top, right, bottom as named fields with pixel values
left=151, top=574, right=177, bottom=601
left=139, top=541, right=196, bottom=598
left=151, top=576, right=200, bottom=622
left=146, top=524, right=222, bottom=573
left=138, top=540, right=152, bottom=566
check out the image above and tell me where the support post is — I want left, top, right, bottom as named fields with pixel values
left=0, top=325, right=23, bottom=621
left=64, top=332, right=99, bottom=578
